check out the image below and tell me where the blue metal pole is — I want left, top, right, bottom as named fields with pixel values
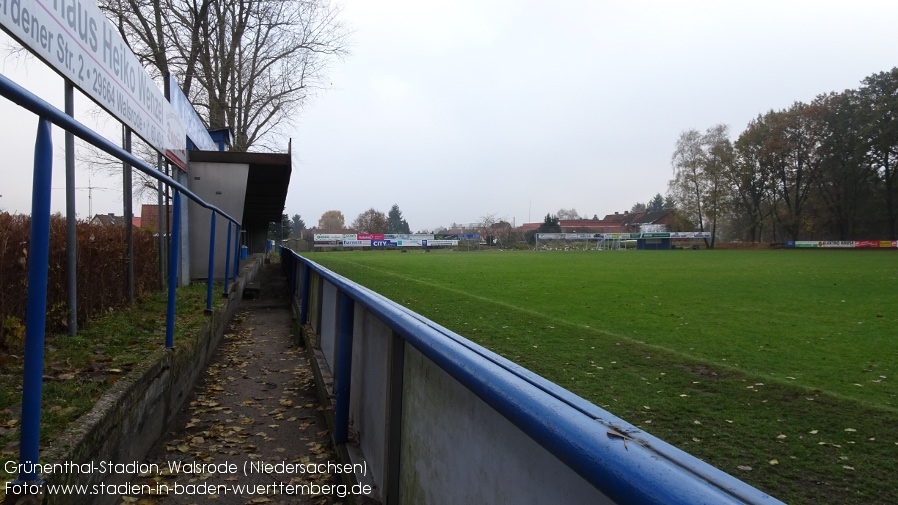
left=17, top=119, right=53, bottom=483
left=334, top=291, right=355, bottom=445
left=299, top=261, right=311, bottom=325
left=223, top=222, right=232, bottom=297
left=64, top=81, right=77, bottom=336
left=165, top=190, right=182, bottom=349
left=205, top=211, right=216, bottom=313
left=233, top=225, right=241, bottom=278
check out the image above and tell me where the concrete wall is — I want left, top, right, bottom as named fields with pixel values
left=319, top=281, right=339, bottom=370
left=186, top=161, right=249, bottom=280
left=398, top=344, right=612, bottom=504
left=348, top=308, right=392, bottom=495
left=304, top=274, right=609, bottom=504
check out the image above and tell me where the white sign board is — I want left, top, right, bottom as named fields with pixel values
left=0, top=0, right=187, bottom=169
left=168, top=74, right=216, bottom=151
left=314, top=233, right=349, bottom=241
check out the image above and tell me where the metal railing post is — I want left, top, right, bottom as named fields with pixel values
left=334, top=291, right=355, bottom=445
left=223, top=221, right=232, bottom=297
left=233, top=224, right=241, bottom=278
left=165, top=189, right=182, bottom=349
left=123, top=126, right=134, bottom=304
left=205, top=211, right=216, bottom=313
left=157, top=154, right=166, bottom=290
left=299, top=261, right=311, bottom=325
left=17, top=118, right=53, bottom=484
left=64, top=81, right=77, bottom=336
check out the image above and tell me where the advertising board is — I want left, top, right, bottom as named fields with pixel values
left=168, top=74, right=215, bottom=151
left=384, top=234, right=434, bottom=241
left=0, top=0, right=187, bottom=169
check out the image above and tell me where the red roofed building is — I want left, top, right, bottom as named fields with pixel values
left=522, top=209, right=678, bottom=234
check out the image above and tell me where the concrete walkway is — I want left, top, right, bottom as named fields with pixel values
left=127, top=261, right=339, bottom=505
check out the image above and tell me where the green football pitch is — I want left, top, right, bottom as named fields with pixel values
left=302, top=248, right=898, bottom=504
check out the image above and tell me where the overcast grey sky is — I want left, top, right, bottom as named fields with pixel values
left=3, top=1, right=898, bottom=231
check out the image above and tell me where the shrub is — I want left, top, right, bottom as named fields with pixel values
left=0, top=213, right=159, bottom=350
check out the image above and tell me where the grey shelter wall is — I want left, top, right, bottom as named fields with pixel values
left=187, top=161, right=250, bottom=280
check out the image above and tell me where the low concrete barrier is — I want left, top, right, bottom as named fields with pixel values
left=283, top=249, right=785, bottom=505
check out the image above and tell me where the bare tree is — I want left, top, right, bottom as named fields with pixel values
left=101, top=0, right=349, bottom=152
left=556, top=208, right=581, bottom=220
left=669, top=125, right=734, bottom=248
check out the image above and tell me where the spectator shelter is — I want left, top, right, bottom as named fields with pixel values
left=187, top=148, right=291, bottom=280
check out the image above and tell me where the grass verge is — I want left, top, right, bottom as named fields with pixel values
left=0, top=283, right=224, bottom=489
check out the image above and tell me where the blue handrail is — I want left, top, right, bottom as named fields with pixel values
left=0, top=71, right=243, bottom=485
left=282, top=248, right=785, bottom=505
left=0, top=75, right=238, bottom=223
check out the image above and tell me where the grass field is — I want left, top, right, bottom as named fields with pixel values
left=302, top=248, right=898, bottom=505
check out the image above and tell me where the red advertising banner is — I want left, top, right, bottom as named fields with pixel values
left=855, top=240, right=898, bottom=248
left=357, top=234, right=385, bottom=241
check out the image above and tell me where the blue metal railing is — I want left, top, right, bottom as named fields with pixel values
left=0, top=72, right=242, bottom=485
left=281, top=248, right=785, bottom=505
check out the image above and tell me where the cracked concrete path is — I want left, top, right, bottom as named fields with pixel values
left=124, top=261, right=341, bottom=505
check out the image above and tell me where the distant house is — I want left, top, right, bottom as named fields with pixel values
left=522, top=209, right=678, bottom=235
left=90, top=213, right=127, bottom=227
left=558, top=219, right=626, bottom=234
left=139, top=204, right=172, bottom=233
left=443, top=226, right=481, bottom=236
left=601, top=209, right=677, bottom=233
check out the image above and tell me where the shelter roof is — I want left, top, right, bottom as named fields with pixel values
left=188, top=150, right=291, bottom=228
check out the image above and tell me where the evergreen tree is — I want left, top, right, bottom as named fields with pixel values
left=388, top=204, right=411, bottom=233
left=290, top=214, right=306, bottom=237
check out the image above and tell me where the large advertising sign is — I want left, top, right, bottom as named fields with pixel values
left=384, top=234, right=435, bottom=241
left=168, top=74, right=215, bottom=151
left=536, top=232, right=711, bottom=240
left=0, top=0, right=186, bottom=169
left=789, top=240, right=898, bottom=249
left=312, top=235, right=460, bottom=248
left=314, top=233, right=352, bottom=241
